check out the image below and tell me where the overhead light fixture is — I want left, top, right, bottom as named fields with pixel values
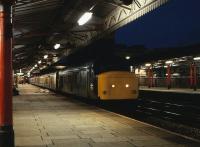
left=165, top=60, right=173, bottom=64
left=145, top=63, right=151, bottom=67
left=78, top=12, right=93, bottom=26
left=27, top=72, right=31, bottom=77
left=111, top=84, right=115, bottom=88
left=44, top=55, right=48, bottom=59
left=38, top=60, right=42, bottom=64
left=125, top=56, right=131, bottom=60
left=125, top=84, right=130, bottom=88
left=55, top=66, right=66, bottom=70
left=54, top=44, right=61, bottom=50
left=193, top=57, right=200, bottom=61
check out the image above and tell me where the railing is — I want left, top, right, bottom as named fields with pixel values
left=139, top=76, right=200, bottom=90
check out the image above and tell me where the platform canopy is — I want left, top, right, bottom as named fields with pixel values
left=13, top=0, right=169, bottom=71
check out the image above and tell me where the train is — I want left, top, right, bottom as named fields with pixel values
left=30, top=60, right=139, bottom=100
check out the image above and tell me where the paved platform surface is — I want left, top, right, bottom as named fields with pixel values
left=14, top=84, right=200, bottom=147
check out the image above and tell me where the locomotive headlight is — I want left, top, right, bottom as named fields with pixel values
left=111, top=84, right=115, bottom=88
left=125, top=84, right=130, bottom=88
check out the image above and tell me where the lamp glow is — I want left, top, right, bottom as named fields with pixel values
left=125, top=56, right=131, bottom=60
left=38, top=60, right=42, bottom=64
left=125, top=84, right=130, bottom=88
left=111, top=84, right=115, bottom=88
left=44, top=55, right=48, bottom=59
left=193, top=57, right=200, bottom=61
left=165, top=60, right=173, bottom=64
left=145, top=63, right=151, bottom=67
left=78, top=12, right=93, bottom=26
left=54, top=44, right=61, bottom=50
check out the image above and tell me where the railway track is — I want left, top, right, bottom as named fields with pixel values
left=89, top=90, right=200, bottom=140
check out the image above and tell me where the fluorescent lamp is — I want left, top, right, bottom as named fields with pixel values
left=44, top=55, right=48, bottom=59
left=55, top=66, right=66, bottom=70
left=165, top=60, right=173, bottom=64
left=145, top=63, right=151, bottom=67
left=78, top=12, right=93, bottom=26
left=193, top=57, right=200, bottom=61
left=54, top=44, right=61, bottom=50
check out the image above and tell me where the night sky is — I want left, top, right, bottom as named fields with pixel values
left=115, top=0, right=200, bottom=49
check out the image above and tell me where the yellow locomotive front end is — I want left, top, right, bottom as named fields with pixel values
left=98, top=71, right=138, bottom=100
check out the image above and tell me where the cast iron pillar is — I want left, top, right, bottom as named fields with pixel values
left=0, top=1, right=14, bottom=147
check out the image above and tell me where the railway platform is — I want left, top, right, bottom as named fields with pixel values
left=14, top=84, right=200, bottom=147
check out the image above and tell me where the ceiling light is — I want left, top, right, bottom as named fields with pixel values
left=27, top=72, right=31, bottom=77
left=111, top=84, right=115, bottom=88
left=78, top=12, right=93, bottom=26
left=38, top=60, right=42, bottom=64
left=145, top=63, right=151, bottom=67
left=125, top=56, right=131, bottom=60
left=193, top=57, right=200, bottom=61
left=125, top=84, right=130, bottom=88
left=44, top=55, right=48, bottom=59
left=55, top=66, right=66, bottom=69
left=165, top=60, right=173, bottom=64
left=54, top=44, right=61, bottom=50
